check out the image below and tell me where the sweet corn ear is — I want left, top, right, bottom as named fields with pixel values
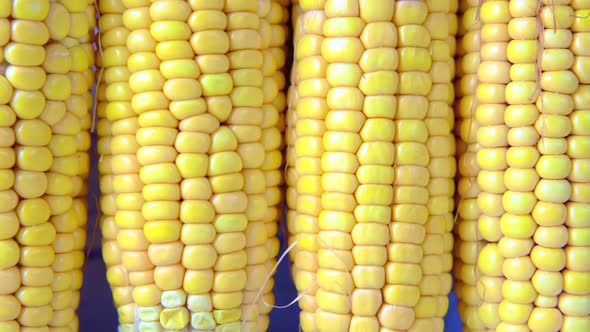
left=454, top=1, right=590, bottom=331
left=286, top=1, right=457, bottom=331
left=96, top=0, right=289, bottom=330
left=0, top=0, right=96, bottom=330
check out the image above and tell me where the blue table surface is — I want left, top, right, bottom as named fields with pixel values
left=79, top=141, right=463, bottom=332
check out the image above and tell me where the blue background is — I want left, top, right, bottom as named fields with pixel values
left=78, top=140, right=463, bottom=331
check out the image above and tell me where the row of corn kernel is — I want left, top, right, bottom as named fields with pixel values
left=287, top=1, right=324, bottom=331
left=132, top=0, right=185, bottom=330
left=95, top=0, right=131, bottom=327
left=177, top=1, right=241, bottom=330
left=453, top=0, right=484, bottom=329
left=118, top=0, right=154, bottom=329
left=536, top=1, right=575, bottom=328
left=95, top=0, right=126, bottom=327
left=0, top=0, right=95, bottom=330
left=129, top=0, right=160, bottom=329
left=565, top=1, right=590, bottom=330
left=496, top=1, right=542, bottom=331
left=233, top=1, right=273, bottom=330
left=502, top=1, right=555, bottom=330
left=224, top=2, right=266, bottom=331
left=314, top=1, right=374, bottom=330
left=113, top=0, right=149, bottom=329
left=387, top=2, right=435, bottom=330
left=422, top=1, right=458, bottom=330
left=473, top=1, right=511, bottom=330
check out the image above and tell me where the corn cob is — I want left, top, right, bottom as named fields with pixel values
left=453, top=0, right=590, bottom=331
left=286, top=1, right=458, bottom=331
left=453, top=0, right=486, bottom=329
left=96, top=0, right=289, bottom=330
left=0, top=0, right=95, bottom=330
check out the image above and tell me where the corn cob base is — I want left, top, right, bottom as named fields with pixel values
left=0, top=0, right=95, bottom=330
